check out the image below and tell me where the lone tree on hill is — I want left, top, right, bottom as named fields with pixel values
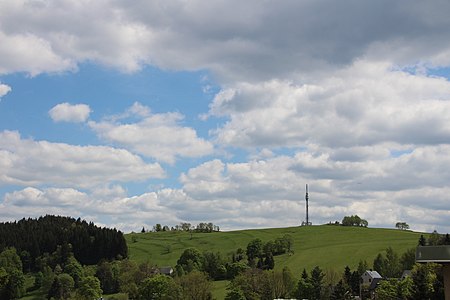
left=395, top=222, right=409, bottom=230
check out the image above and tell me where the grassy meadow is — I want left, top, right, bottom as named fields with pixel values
left=127, top=225, right=423, bottom=298
left=126, top=225, right=422, bottom=276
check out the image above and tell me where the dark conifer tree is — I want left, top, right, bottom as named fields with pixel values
left=0, top=215, right=128, bottom=270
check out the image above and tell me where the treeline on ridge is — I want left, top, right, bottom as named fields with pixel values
left=0, top=215, right=127, bottom=269
left=146, top=222, right=220, bottom=233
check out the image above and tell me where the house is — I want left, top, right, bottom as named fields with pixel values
left=361, top=270, right=382, bottom=299
left=159, top=266, right=174, bottom=276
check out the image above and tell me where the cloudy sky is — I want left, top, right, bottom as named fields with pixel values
left=1, top=0, right=450, bottom=233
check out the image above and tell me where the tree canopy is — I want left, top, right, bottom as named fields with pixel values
left=0, top=215, right=128, bottom=268
left=341, top=215, right=368, bottom=227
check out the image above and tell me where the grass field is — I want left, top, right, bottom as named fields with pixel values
left=127, top=225, right=423, bottom=298
left=126, top=225, right=422, bottom=276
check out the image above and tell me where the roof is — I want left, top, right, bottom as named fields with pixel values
left=364, top=270, right=382, bottom=279
left=416, top=245, right=450, bottom=263
left=159, top=266, right=174, bottom=275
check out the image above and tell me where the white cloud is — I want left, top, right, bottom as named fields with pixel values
left=0, top=31, right=75, bottom=76
left=49, top=102, right=91, bottom=123
left=0, top=130, right=164, bottom=189
left=1, top=1, right=450, bottom=80
left=4, top=187, right=89, bottom=207
left=89, top=103, right=214, bottom=164
left=3, top=143, right=450, bottom=233
left=0, top=83, right=11, bottom=98
left=209, top=61, right=450, bottom=149
left=178, top=149, right=450, bottom=232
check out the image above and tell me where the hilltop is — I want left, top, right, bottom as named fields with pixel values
left=126, top=224, right=422, bottom=276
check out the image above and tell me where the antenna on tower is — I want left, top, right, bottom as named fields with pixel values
left=302, top=184, right=311, bottom=226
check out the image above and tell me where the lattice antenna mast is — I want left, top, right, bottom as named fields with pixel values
left=305, top=184, right=309, bottom=225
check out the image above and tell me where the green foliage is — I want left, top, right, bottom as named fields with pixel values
left=76, top=276, right=103, bottom=299
left=400, top=248, right=416, bottom=270
left=263, top=253, right=274, bottom=270
left=225, top=287, right=245, bottom=300
left=228, top=268, right=271, bottom=300
left=331, top=280, right=351, bottom=300
left=226, top=262, right=248, bottom=279
left=294, top=266, right=325, bottom=300
left=428, top=230, right=441, bottom=246
left=295, top=276, right=313, bottom=300
left=310, top=266, right=325, bottom=300
left=373, top=247, right=402, bottom=278
left=341, top=215, right=368, bottom=227
left=117, top=259, right=156, bottom=299
left=33, top=271, right=43, bottom=290
left=377, top=279, right=398, bottom=300
left=0, top=248, right=25, bottom=299
left=0, top=247, right=23, bottom=271
left=41, top=265, right=56, bottom=295
left=138, top=275, right=174, bottom=300
left=376, top=275, right=413, bottom=300
left=176, top=248, right=203, bottom=273
left=373, top=253, right=386, bottom=276
left=0, top=215, right=128, bottom=268
left=246, top=239, right=263, bottom=266
left=176, top=270, right=212, bottom=300
left=268, top=267, right=296, bottom=298
left=64, top=256, right=83, bottom=287
left=396, top=222, right=410, bottom=230
left=96, top=261, right=119, bottom=294
left=202, top=251, right=227, bottom=280
left=0, top=267, right=7, bottom=291
left=385, top=247, right=402, bottom=278
left=411, top=263, right=442, bottom=300
left=47, top=273, right=74, bottom=300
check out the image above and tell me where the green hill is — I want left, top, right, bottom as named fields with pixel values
left=126, top=225, right=422, bottom=275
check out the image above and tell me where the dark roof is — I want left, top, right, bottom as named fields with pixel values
left=416, top=245, right=450, bottom=263
left=159, top=266, right=173, bottom=275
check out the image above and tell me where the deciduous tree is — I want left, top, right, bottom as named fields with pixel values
left=76, top=276, right=103, bottom=300
left=395, top=222, right=410, bottom=230
left=177, top=271, right=212, bottom=300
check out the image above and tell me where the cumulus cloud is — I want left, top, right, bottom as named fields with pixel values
left=178, top=147, right=450, bottom=232
left=49, top=102, right=91, bottom=123
left=0, top=130, right=164, bottom=189
left=3, top=142, right=450, bottom=232
left=1, top=1, right=450, bottom=79
left=4, top=187, right=89, bottom=207
left=209, top=61, right=450, bottom=149
left=0, top=31, right=75, bottom=75
left=0, top=83, right=11, bottom=98
left=89, top=103, right=214, bottom=164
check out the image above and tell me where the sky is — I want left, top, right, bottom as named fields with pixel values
left=1, top=0, right=450, bottom=233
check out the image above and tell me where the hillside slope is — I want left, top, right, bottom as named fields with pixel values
left=126, top=225, right=422, bottom=276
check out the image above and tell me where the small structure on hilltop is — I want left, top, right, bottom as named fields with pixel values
left=301, top=184, right=312, bottom=226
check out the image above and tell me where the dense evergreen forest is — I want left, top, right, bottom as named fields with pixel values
left=0, top=215, right=127, bottom=268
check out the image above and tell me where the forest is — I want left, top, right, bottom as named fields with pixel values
left=0, top=215, right=128, bottom=267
